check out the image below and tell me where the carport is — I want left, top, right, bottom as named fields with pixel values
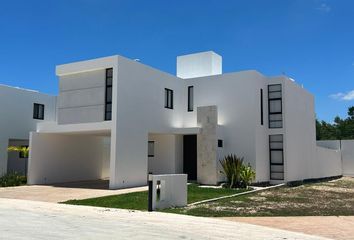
left=28, top=122, right=111, bottom=188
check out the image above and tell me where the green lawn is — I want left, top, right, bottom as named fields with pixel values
left=164, top=177, right=354, bottom=217
left=63, top=184, right=248, bottom=211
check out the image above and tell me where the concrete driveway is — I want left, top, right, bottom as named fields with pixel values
left=0, top=198, right=329, bottom=240
left=0, top=180, right=147, bottom=202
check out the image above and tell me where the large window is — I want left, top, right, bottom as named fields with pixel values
left=188, top=86, right=194, bottom=112
left=165, top=88, right=173, bottom=109
left=105, top=68, right=113, bottom=121
left=269, top=134, right=284, bottom=180
left=33, top=103, right=44, bottom=120
left=268, top=84, right=282, bottom=128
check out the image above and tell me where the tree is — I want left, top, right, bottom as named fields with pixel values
left=7, top=146, right=29, bottom=158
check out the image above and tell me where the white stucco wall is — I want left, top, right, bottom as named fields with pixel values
left=341, top=140, right=354, bottom=176
left=313, top=146, right=342, bottom=178
left=0, top=85, right=56, bottom=176
left=28, top=132, right=108, bottom=184
left=148, top=134, right=183, bottom=175
left=184, top=71, right=268, bottom=182
left=177, top=51, right=222, bottom=79
left=317, top=140, right=341, bottom=150
left=111, top=56, right=186, bottom=188
left=282, top=78, right=317, bottom=182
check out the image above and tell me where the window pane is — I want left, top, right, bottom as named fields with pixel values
left=148, top=141, right=154, bottom=157
left=268, top=84, right=281, bottom=92
left=106, top=103, right=112, bottom=112
left=269, top=99, right=282, bottom=113
left=106, top=77, right=112, bottom=86
left=269, top=91, right=282, bottom=99
left=270, top=142, right=283, bottom=149
left=39, top=105, right=44, bottom=119
left=270, top=134, right=283, bottom=142
left=106, top=68, right=113, bottom=77
left=269, top=114, right=282, bottom=121
left=270, top=150, right=283, bottom=164
left=271, top=172, right=284, bottom=180
left=105, top=112, right=111, bottom=121
left=106, top=87, right=112, bottom=102
left=271, top=165, right=284, bottom=173
left=188, top=86, right=193, bottom=111
left=269, top=121, right=283, bottom=128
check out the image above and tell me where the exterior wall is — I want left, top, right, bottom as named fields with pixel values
left=317, top=140, right=341, bottom=150
left=148, top=134, right=183, bottom=175
left=184, top=71, right=268, bottom=182
left=28, top=132, right=108, bottom=184
left=111, top=56, right=186, bottom=188
left=0, top=85, right=56, bottom=176
left=313, top=146, right=342, bottom=178
left=341, top=140, right=354, bottom=176
left=57, top=69, right=106, bottom=124
left=177, top=51, right=222, bottom=79
left=282, top=78, right=317, bottom=182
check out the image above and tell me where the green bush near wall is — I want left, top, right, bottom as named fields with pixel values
left=0, top=172, right=27, bottom=187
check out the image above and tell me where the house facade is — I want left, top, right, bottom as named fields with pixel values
left=0, top=84, right=56, bottom=176
left=26, top=51, right=340, bottom=189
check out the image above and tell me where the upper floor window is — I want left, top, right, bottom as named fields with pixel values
left=105, top=68, right=113, bottom=121
left=33, top=103, right=45, bottom=120
left=268, top=84, right=282, bottom=128
left=165, top=88, right=173, bottom=109
left=148, top=141, right=155, bottom=157
left=260, top=88, right=264, bottom=125
left=188, top=86, right=194, bottom=112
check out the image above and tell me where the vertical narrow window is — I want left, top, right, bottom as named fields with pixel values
left=268, top=84, right=282, bottom=128
left=188, top=86, right=194, bottom=112
left=260, top=89, right=264, bottom=125
left=164, top=88, right=173, bottom=109
left=33, top=103, right=45, bottom=120
left=269, top=134, right=284, bottom=180
left=148, top=141, right=155, bottom=157
left=105, top=68, right=113, bottom=121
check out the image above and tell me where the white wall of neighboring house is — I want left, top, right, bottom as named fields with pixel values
left=0, top=85, right=56, bottom=176
left=341, top=140, right=354, bottom=176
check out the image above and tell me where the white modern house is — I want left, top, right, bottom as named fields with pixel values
left=22, top=51, right=345, bottom=189
left=0, top=85, right=56, bottom=176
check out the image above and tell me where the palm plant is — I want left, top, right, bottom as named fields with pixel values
left=240, top=163, right=256, bottom=188
left=219, top=154, right=244, bottom=188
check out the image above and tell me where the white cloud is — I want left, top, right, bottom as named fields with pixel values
left=330, top=90, right=354, bottom=101
left=316, top=3, right=331, bottom=12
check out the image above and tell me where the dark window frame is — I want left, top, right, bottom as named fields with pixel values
left=188, top=86, right=194, bottom=112
left=268, top=84, right=283, bottom=129
left=33, top=103, right=45, bottom=120
left=269, top=134, right=284, bottom=180
left=165, top=88, right=174, bottom=109
left=148, top=141, right=155, bottom=157
left=105, top=68, right=113, bottom=121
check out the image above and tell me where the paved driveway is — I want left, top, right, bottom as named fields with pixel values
left=0, top=198, right=329, bottom=240
left=223, top=217, right=354, bottom=240
left=0, top=180, right=147, bottom=202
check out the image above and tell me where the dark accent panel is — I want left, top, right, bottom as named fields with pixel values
left=183, top=135, right=197, bottom=181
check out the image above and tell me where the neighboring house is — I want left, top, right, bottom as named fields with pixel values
left=0, top=84, right=56, bottom=176
left=26, top=50, right=340, bottom=190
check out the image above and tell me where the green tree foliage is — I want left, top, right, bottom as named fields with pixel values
left=316, top=106, right=354, bottom=140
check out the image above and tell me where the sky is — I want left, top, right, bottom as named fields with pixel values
left=0, top=0, right=353, bottom=122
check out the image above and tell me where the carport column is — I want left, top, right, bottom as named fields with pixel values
left=197, top=106, right=218, bottom=185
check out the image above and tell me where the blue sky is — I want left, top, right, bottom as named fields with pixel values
left=0, top=0, right=353, bottom=122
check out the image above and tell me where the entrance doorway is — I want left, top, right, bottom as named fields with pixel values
left=183, top=135, right=197, bottom=181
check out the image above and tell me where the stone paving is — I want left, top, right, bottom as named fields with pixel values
left=223, top=216, right=354, bottom=240
left=0, top=198, right=329, bottom=240
left=0, top=180, right=147, bottom=202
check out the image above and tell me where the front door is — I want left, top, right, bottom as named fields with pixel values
left=183, top=135, right=197, bottom=181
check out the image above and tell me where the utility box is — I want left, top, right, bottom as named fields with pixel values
left=148, top=174, right=187, bottom=211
